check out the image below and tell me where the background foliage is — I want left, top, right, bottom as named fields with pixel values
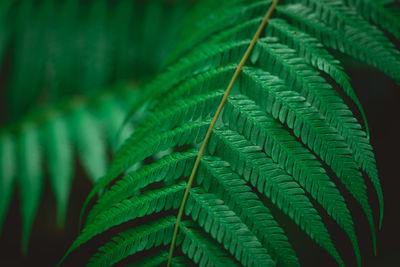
left=0, top=0, right=192, bottom=261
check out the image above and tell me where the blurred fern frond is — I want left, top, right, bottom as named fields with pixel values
left=0, top=85, right=139, bottom=252
left=0, top=0, right=190, bottom=121
left=0, top=0, right=192, bottom=252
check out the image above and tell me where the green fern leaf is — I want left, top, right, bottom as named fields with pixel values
left=255, top=37, right=371, bottom=156
left=4, top=0, right=190, bottom=120
left=42, top=117, right=74, bottom=226
left=130, top=250, right=192, bottom=267
left=130, top=250, right=170, bottom=267
left=82, top=120, right=211, bottom=219
left=0, top=87, right=140, bottom=247
left=69, top=109, right=107, bottom=182
left=87, top=216, right=177, bottom=267
left=208, top=127, right=347, bottom=265
left=278, top=3, right=400, bottom=81
left=61, top=182, right=186, bottom=265
left=180, top=221, right=240, bottom=266
left=174, top=10, right=372, bottom=140
left=265, top=18, right=370, bottom=137
left=197, top=156, right=299, bottom=266
left=0, top=134, right=15, bottom=231
left=85, top=150, right=197, bottom=224
left=186, top=188, right=275, bottom=267
left=224, top=94, right=376, bottom=252
left=116, top=90, right=224, bottom=160
left=154, top=65, right=236, bottom=112
left=17, top=125, right=44, bottom=253
left=240, top=66, right=384, bottom=228
left=167, top=0, right=271, bottom=63
left=121, top=39, right=250, bottom=124
left=347, top=0, right=400, bottom=39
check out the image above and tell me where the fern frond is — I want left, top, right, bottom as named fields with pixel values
left=167, top=0, right=270, bottom=63
left=110, top=226, right=238, bottom=267
left=154, top=65, right=236, bottom=111
left=80, top=120, right=210, bottom=225
left=0, top=134, right=15, bottom=232
left=210, top=127, right=358, bottom=249
left=132, top=222, right=269, bottom=267
left=4, top=0, right=190, bottom=120
left=0, top=87, right=138, bottom=248
left=17, top=125, right=44, bottom=253
left=122, top=39, right=250, bottom=123
left=43, top=117, right=74, bottom=226
left=169, top=0, right=400, bottom=82
left=197, top=156, right=299, bottom=266
left=186, top=188, right=275, bottom=267
left=67, top=0, right=395, bottom=265
left=114, top=90, right=224, bottom=164
left=174, top=6, right=371, bottom=143
left=131, top=250, right=192, bottom=267
left=69, top=109, right=107, bottom=182
left=224, top=94, right=376, bottom=251
left=174, top=11, right=372, bottom=139
left=255, top=37, right=371, bottom=155
left=265, top=18, right=370, bottom=137
left=208, top=127, right=348, bottom=265
left=241, top=66, right=384, bottom=228
left=346, top=0, right=400, bottom=39
left=85, top=120, right=210, bottom=209
left=168, top=256, right=194, bottom=267
left=131, top=250, right=170, bottom=266
left=86, top=150, right=197, bottom=224
left=87, top=216, right=176, bottom=267
left=180, top=221, right=240, bottom=266
left=278, top=3, right=400, bottom=81
left=61, top=182, right=186, bottom=265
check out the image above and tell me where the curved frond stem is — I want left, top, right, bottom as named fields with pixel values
left=167, top=1, right=280, bottom=265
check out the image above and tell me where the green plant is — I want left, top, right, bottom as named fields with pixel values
left=0, top=86, right=138, bottom=248
left=0, top=0, right=191, bottom=253
left=0, top=0, right=188, bottom=120
left=59, top=0, right=399, bottom=266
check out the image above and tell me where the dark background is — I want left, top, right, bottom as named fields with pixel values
left=356, top=67, right=400, bottom=267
